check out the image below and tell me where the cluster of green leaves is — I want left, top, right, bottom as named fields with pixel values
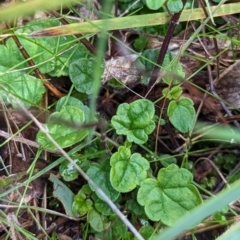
left=0, top=18, right=89, bottom=107
left=56, top=99, right=202, bottom=237
left=1, top=0, right=240, bottom=239
left=138, top=49, right=196, bottom=133
left=0, top=15, right=199, bottom=239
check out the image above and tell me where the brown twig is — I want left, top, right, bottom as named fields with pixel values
left=145, top=0, right=187, bottom=98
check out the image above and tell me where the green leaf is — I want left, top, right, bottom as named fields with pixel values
left=137, top=164, right=202, bottom=226
left=95, top=216, right=128, bottom=240
left=69, top=58, right=104, bottom=94
left=0, top=18, right=88, bottom=76
left=167, top=0, right=183, bottom=13
left=93, top=194, right=115, bottom=216
left=138, top=49, right=185, bottom=85
left=134, top=36, right=148, bottom=51
left=55, top=96, right=93, bottom=122
left=110, top=146, right=150, bottom=192
left=162, top=85, right=182, bottom=100
left=0, top=66, right=45, bottom=108
left=59, top=154, right=89, bottom=181
left=49, top=174, right=75, bottom=217
left=144, top=0, right=166, bottom=10
left=138, top=49, right=159, bottom=71
left=137, top=225, right=155, bottom=240
left=111, top=99, right=155, bottom=144
left=87, top=208, right=110, bottom=232
left=86, top=163, right=120, bottom=201
left=72, top=190, right=93, bottom=217
left=158, top=154, right=177, bottom=167
left=127, top=199, right=145, bottom=216
left=161, top=52, right=185, bottom=85
left=36, top=106, right=88, bottom=150
left=56, top=96, right=85, bottom=111
left=59, top=159, right=83, bottom=181
left=167, top=97, right=196, bottom=133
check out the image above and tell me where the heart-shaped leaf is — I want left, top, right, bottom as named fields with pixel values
left=37, top=106, right=88, bottom=150
left=111, top=99, right=155, bottom=144
left=87, top=163, right=120, bottom=201
left=137, top=164, right=202, bottom=225
left=168, top=97, right=196, bottom=133
left=110, top=146, right=150, bottom=192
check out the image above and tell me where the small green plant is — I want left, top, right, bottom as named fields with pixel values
left=0, top=16, right=199, bottom=238
left=1, top=1, right=240, bottom=239
left=111, top=99, right=155, bottom=144
left=138, top=48, right=196, bottom=133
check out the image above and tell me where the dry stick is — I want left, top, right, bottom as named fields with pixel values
left=187, top=82, right=206, bottom=147
left=145, top=0, right=187, bottom=152
left=13, top=98, right=144, bottom=240
left=36, top=218, right=68, bottom=239
left=195, top=157, right=240, bottom=208
left=145, top=0, right=187, bottom=98
left=0, top=204, right=80, bottom=221
left=41, top=182, right=48, bottom=240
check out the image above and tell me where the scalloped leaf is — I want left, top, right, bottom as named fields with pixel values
left=72, top=191, right=93, bottom=217
left=69, top=58, right=104, bottom=94
left=111, top=99, right=155, bottom=144
left=93, top=194, right=115, bottom=216
left=87, top=208, right=110, bottom=232
left=36, top=106, right=88, bottom=150
left=168, top=97, right=196, bottom=133
left=162, top=85, right=182, bottom=100
left=95, top=216, right=128, bottom=239
left=0, top=66, right=45, bottom=108
left=137, top=164, right=202, bottom=226
left=110, top=146, right=150, bottom=192
left=167, top=0, right=183, bottom=13
left=87, top=163, right=120, bottom=201
left=55, top=96, right=93, bottom=122
left=59, top=159, right=82, bottom=182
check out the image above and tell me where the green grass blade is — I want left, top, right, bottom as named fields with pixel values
left=29, top=2, right=240, bottom=37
